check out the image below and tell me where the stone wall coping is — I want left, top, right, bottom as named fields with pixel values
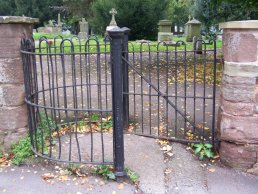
left=0, top=16, right=39, bottom=24
left=224, top=61, right=258, bottom=77
left=219, top=20, right=258, bottom=29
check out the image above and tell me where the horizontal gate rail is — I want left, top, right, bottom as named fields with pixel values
left=122, top=56, right=210, bottom=142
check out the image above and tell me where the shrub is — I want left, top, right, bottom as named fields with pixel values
left=90, top=0, right=167, bottom=40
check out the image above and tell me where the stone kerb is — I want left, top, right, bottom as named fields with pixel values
left=0, top=16, right=38, bottom=151
left=219, top=20, right=258, bottom=175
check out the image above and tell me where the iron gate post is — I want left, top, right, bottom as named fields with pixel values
left=107, top=27, right=127, bottom=178
left=121, top=27, right=130, bottom=130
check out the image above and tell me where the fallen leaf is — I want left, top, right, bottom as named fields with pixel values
left=208, top=168, right=216, bottom=173
left=41, top=173, right=55, bottom=181
left=118, top=183, right=124, bottom=190
left=99, top=181, right=105, bottom=185
left=162, top=145, right=172, bottom=152
left=58, top=175, right=69, bottom=182
left=87, top=185, right=93, bottom=191
left=164, top=169, right=172, bottom=174
left=167, top=152, right=174, bottom=157
left=204, top=127, right=209, bottom=131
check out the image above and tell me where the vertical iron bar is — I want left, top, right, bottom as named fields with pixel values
left=212, top=36, right=217, bottom=147
left=183, top=46, right=187, bottom=137
left=140, top=44, right=144, bottom=134
left=157, top=48, right=160, bottom=136
left=193, top=41, right=197, bottom=134
left=203, top=42, right=207, bottom=141
left=122, top=27, right=130, bottom=130
left=174, top=47, right=178, bottom=138
left=148, top=44, right=152, bottom=135
left=165, top=46, right=169, bottom=136
left=108, top=27, right=126, bottom=178
left=104, top=39, right=109, bottom=110
left=132, top=46, right=137, bottom=132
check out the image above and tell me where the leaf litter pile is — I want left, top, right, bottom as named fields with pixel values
left=52, top=114, right=113, bottom=137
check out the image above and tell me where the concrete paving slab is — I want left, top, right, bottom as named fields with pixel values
left=207, top=165, right=258, bottom=194
left=165, top=143, right=208, bottom=194
left=124, top=134, right=165, bottom=194
left=0, top=165, right=135, bottom=194
left=2, top=135, right=258, bottom=194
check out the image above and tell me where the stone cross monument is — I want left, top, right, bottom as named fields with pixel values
left=109, top=8, right=117, bottom=26
left=57, top=13, right=62, bottom=26
left=78, top=18, right=88, bottom=39
left=105, top=8, right=118, bottom=40
left=56, top=13, right=62, bottom=33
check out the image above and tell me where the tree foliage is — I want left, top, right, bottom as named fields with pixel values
left=90, top=0, right=168, bottom=40
left=0, top=0, right=62, bottom=26
left=63, top=0, right=93, bottom=18
left=194, top=0, right=258, bottom=32
left=16, top=0, right=63, bottom=26
left=62, top=0, right=94, bottom=33
left=1, top=0, right=257, bottom=37
left=166, top=0, right=194, bottom=27
left=0, top=0, right=16, bottom=15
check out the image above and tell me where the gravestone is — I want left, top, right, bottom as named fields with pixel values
left=56, top=13, right=62, bottom=33
left=37, top=14, right=62, bottom=34
left=185, top=17, right=201, bottom=42
left=158, top=20, right=173, bottom=43
left=37, top=20, right=54, bottom=33
left=78, top=18, right=89, bottom=39
left=193, top=36, right=202, bottom=54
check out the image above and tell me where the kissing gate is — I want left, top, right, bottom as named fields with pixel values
left=21, top=27, right=218, bottom=176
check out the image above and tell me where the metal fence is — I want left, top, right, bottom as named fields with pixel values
left=21, top=28, right=219, bottom=176
left=124, top=38, right=219, bottom=145
left=21, top=35, right=114, bottom=165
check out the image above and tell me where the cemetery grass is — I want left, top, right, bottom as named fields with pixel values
left=33, top=32, right=73, bottom=40
left=34, top=35, right=222, bottom=54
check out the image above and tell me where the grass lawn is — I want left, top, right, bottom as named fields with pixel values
left=33, top=32, right=73, bottom=40
left=32, top=33, right=222, bottom=54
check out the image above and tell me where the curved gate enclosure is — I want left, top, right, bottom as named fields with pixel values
left=21, top=34, right=219, bottom=164
left=21, top=36, right=113, bottom=164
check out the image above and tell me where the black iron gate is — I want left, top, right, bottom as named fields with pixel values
left=122, top=36, right=218, bottom=145
left=21, top=27, right=219, bottom=177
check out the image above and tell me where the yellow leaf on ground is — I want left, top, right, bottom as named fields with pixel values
left=208, top=168, right=216, bottom=173
left=118, top=183, right=124, bottom=190
left=58, top=175, right=69, bottom=182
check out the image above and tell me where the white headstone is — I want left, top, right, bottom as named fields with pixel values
left=78, top=18, right=88, bottom=39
